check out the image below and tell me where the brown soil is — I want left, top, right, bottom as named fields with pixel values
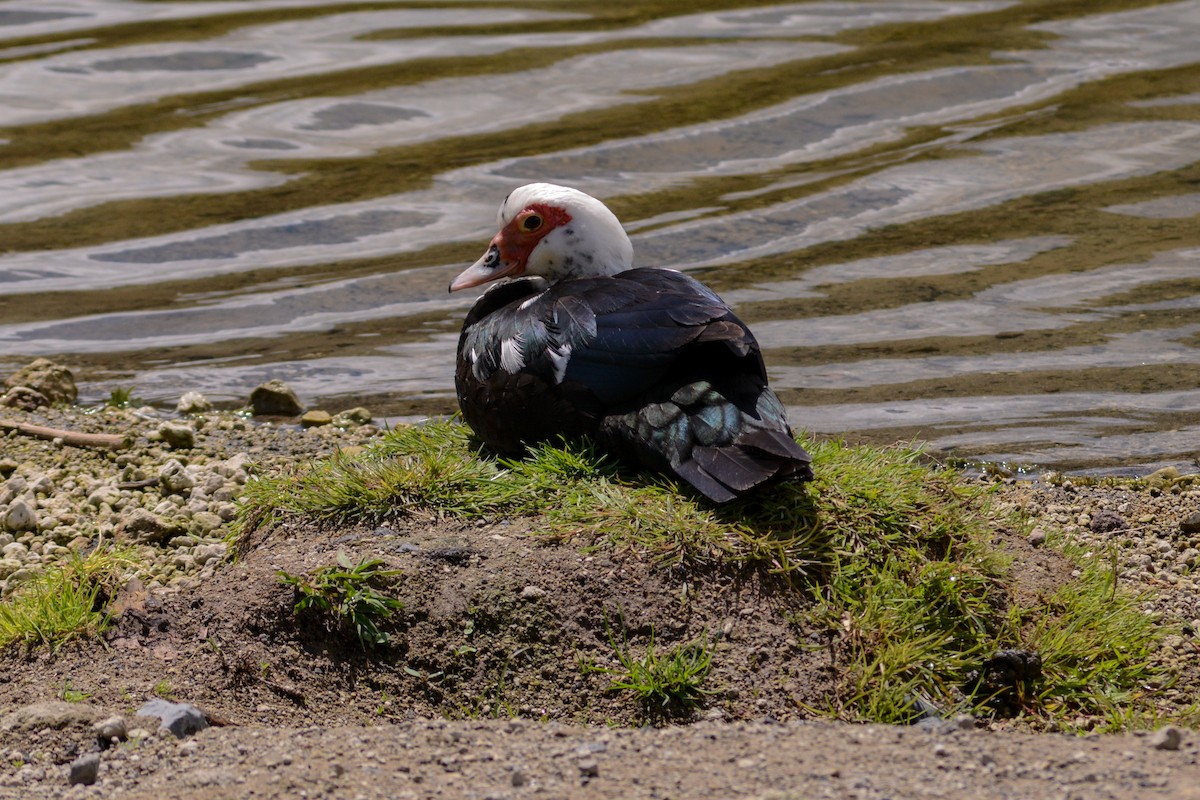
left=1, top=483, right=1198, bottom=798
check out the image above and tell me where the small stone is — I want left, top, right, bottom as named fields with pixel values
left=1090, top=510, right=1127, bottom=534
left=511, top=767, right=529, bottom=787
left=115, top=508, right=179, bottom=545
left=332, top=407, right=373, bottom=427
left=190, top=512, right=224, bottom=534
left=3, top=499, right=38, bottom=533
left=68, top=753, right=100, bottom=786
left=249, top=379, right=304, bottom=416
left=952, top=714, right=976, bottom=730
left=0, top=386, right=48, bottom=411
left=577, top=758, right=599, bottom=778
left=0, top=459, right=16, bottom=478
left=137, top=699, right=208, bottom=739
left=4, top=358, right=77, bottom=404
left=93, top=716, right=128, bottom=745
left=176, top=392, right=213, bottom=414
left=157, top=423, right=196, bottom=450
left=193, top=542, right=228, bottom=565
left=1150, top=725, right=1183, bottom=751
left=520, top=585, right=546, bottom=599
left=1180, top=511, right=1200, bottom=535
left=159, top=460, right=196, bottom=495
left=29, top=474, right=54, bottom=495
left=1028, top=527, right=1047, bottom=547
left=301, top=410, right=333, bottom=428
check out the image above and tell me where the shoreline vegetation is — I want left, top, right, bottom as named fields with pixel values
left=0, top=359, right=1198, bottom=795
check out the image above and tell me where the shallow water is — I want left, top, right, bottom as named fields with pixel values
left=1, top=0, right=1198, bottom=473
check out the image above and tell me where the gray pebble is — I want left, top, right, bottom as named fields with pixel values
left=138, top=698, right=208, bottom=739
left=520, top=585, right=546, bottom=599
left=3, top=499, right=38, bottom=533
left=68, top=753, right=100, bottom=786
left=1150, top=725, right=1184, bottom=751
left=114, top=508, right=179, bottom=545
left=158, top=423, right=196, bottom=450
left=159, top=460, right=196, bottom=495
left=1180, top=511, right=1200, bottom=535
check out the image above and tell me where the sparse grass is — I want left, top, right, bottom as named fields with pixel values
left=152, top=679, right=176, bottom=700
left=104, top=386, right=144, bottom=408
left=0, top=548, right=135, bottom=650
left=239, top=420, right=825, bottom=575
left=238, top=420, right=1178, bottom=729
left=1020, top=548, right=1164, bottom=731
left=588, top=615, right=714, bottom=714
left=278, top=552, right=404, bottom=650
left=59, top=679, right=91, bottom=703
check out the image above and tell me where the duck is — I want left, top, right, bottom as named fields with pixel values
left=449, top=183, right=812, bottom=503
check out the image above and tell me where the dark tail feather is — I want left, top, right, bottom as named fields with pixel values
left=675, top=460, right=737, bottom=504
left=679, top=431, right=813, bottom=503
left=738, top=429, right=814, bottom=482
left=692, top=444, right=782, bottom=492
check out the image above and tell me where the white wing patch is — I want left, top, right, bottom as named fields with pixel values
left=500, top=336, right=525, bottom=373
left=546, top=342, right=572, bottom=384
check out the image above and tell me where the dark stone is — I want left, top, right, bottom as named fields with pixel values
left=1090, top=510, right=1128, bottom=534
left=249, top=379, right=304, bottom=416
left=68, top=752, right=100, bottom=786
left=1180, top=511, right=1200, bottom=535
left=423, top=546, right=475, bottom=565
left=114, top=508, right=181, bottom=545
left=0, top=386, right=49, bottom=411
left=963, top=649, right=1042, bottom=717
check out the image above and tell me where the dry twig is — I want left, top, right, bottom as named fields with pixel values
left=0, top=418, right=129, bottom=450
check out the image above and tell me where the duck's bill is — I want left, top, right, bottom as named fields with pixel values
left=449, top=244, right=524, bottom=292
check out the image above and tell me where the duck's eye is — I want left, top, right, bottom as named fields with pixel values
left=521, top=213, right=543, bottom=232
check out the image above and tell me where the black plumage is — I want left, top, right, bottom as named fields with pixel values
left=455, top=267, right=812, bottom=502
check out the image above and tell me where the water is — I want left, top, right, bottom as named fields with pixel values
left=1, top=0, right=1197, bottom=474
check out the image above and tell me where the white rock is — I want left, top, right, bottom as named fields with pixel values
left=193, top=543, right=227, bottom=565
left=159, top=461, right=195, bottom=495
left=176, top=392, right=213, bottom=415
left=2, top=500, right=37, bottom=533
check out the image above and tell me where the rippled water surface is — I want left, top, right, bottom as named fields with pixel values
left=1, top=0, right=1198, bottom=473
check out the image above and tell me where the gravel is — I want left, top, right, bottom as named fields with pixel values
left=0, top=390, right=379, bottom=597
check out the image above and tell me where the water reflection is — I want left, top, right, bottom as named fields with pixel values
left=0, top=0, right=1198, bottom=474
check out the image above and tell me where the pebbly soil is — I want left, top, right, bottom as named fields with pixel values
left=0, top=402, right=1198, bottom=798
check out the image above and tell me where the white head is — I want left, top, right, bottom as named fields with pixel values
left=449, top=183, right=634, bottom=292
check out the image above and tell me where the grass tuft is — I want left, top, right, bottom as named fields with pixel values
left=588, top=613, right=714, bottom=714
left=0, top=549, right=135, bottom=650
left=278, top=552, right=404, bottom=650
